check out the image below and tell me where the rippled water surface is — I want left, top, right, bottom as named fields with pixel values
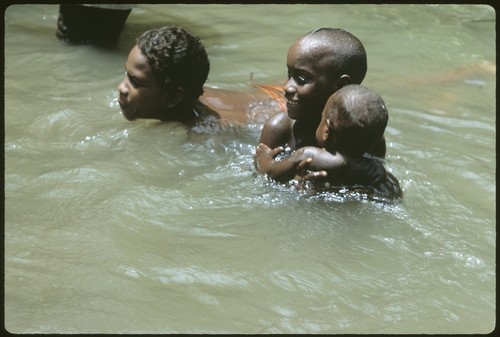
left=4, top=4, right=495, bottom=334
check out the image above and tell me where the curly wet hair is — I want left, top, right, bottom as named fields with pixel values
left=137, top=26, right=209, bottom=100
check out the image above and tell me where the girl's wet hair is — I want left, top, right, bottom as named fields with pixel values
left=307, top=27, right=367, bottom=84
left=137, top=26, right=209, bottom=100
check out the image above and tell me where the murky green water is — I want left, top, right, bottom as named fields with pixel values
left=4, top=4, right=495, bottom=333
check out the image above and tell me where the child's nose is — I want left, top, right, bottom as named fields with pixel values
left=284, top=78, right=296, bottom=93
left=117, top=78, right=128, bottom=95
left=284, top=84, right=296, bottom=96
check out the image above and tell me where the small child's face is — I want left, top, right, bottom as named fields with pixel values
left=117, top=45, right=171, bottom=121
left=315, top=100, right=336, bottom=150
left=284, top=36, right=340, bottom=122
left=316, top=92, right=348, bottom=152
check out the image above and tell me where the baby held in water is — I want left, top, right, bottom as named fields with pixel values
left=255, top=85, right=402, bottom=202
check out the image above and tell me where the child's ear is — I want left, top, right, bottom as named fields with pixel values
left=166, top=87, right=186, bottom=108
left=320, top=118, right=331, bottom=143
left=337, top=74, right=352, bottom=88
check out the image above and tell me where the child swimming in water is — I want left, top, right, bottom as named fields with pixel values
left=254, top=28, right=387, bottom=179
left=117, top=26, right=220, bottom=125
left=117, top=26, right=284, bottom=127
left=255, top=84, right=402, bottom=201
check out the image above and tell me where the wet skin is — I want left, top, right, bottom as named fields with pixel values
left=258, top=35, right=345, bottom=150
left=117, top=45, right=279, bottom=123
left=117, top=45, right=171, bottom=121
left=284, top=36, right=341, bottom=123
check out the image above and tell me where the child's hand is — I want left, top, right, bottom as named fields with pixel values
left=254, top=143, right=284, bottom=172
left=294, top=158, right=327, bottom=182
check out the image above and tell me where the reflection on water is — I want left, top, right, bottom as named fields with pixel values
left=4, top=4, right=495, bottom=334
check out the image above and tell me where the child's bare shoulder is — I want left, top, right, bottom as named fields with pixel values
left=265, top=112, right=292, bottom=129
left=259, top=112, right=294, bottom=147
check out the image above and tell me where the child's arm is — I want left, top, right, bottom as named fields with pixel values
left=254, top=144, right=294, bottom=181
left=254, top=144, right=345, bottom=183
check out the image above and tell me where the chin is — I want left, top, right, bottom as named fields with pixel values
left=121, top=110, right=136, bottom=121
left=286, top=106, right=301, bottom=120
left=287, top=111, right=308, bottom=121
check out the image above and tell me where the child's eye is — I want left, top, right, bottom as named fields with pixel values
left=287, top=69, right=310, bottom=85
left=129, top=77, right=140, bottom=88
left=125, top=71, right=143, bottom=88
left=295, top=75, right=308, bottom=85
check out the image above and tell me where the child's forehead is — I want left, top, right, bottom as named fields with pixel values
left=293, top=36, right=332, bottom=59
left=289, top=41, right=332, bottom=73
left=128, top=46, right=150, bottom=68
left=126, top=45, right=155, bottom=78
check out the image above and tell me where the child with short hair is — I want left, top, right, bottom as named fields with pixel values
left=117, top=26, right=221, bottom=125
left=255, top=85, right=402, bottom=201
left=117, top=26, right=288, bottom=126
left=255, top=28, right=386, bottom=178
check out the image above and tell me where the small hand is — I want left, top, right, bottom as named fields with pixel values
left=254, top=143, right=284, bottom=172
left=294, top=158, right=327, bottom=182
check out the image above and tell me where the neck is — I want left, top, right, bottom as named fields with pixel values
left=159, top=100, right=199, bottom=123
left=294, top=116, right=321, bottom=130
left=293, top=119, right=320, bottom=148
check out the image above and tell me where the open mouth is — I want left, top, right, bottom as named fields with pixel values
left=286, top=100, right=300, bottom=111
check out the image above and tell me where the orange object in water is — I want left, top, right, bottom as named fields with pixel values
left=251, top=81, right=287, bottom=112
